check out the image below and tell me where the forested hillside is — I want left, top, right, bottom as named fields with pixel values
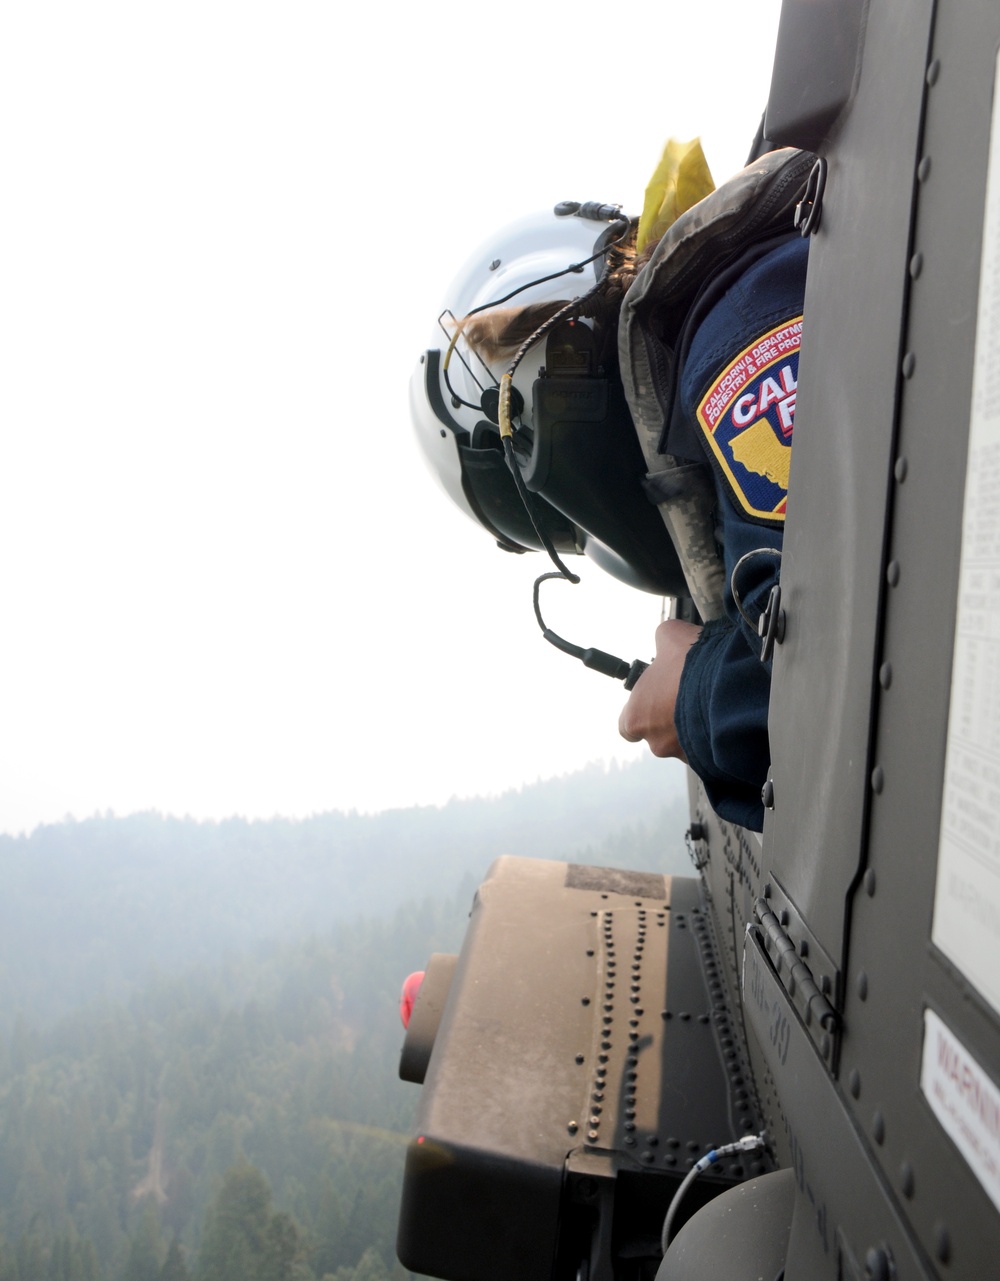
left=0, top=758, right=685, bottom=1027
left=0, top=761, right=692, bottom=1280
left=0, top=899, right=469, bottom=1281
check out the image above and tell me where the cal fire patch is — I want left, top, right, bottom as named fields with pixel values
left=695, top=317, right=802, bottom=526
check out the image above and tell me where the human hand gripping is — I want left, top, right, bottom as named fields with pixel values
left=618, top=619, right=702, bottom=761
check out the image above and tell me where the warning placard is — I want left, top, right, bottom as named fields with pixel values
left=933, top=49, right=1000, bottom=1012
left=921, top=1009, right=1000, bottom=1213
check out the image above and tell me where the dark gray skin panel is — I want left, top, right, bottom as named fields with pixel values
left=731, top=3, right=1000, bottom=1278
left=836, top=1, right=1000, bottom=1274
left=763, top=0, right=935, bottom=975
left=765, top=0, right=869, bottom=150
left=742, top=928, right=934, bottom=1280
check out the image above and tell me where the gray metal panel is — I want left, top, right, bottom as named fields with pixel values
left=743, top=929, right=933, bottom=1279
left=741, top=2, right=1000, bottom=1276
left=696, top=3, right=1000, bottom=1274
left=684, top=776, right=781, bottom=1156
left=764, top=0, right=935, bottom=966
left=837, top=1, right=1000, bottom=1274
left=765, top=0, right=868, bottom=150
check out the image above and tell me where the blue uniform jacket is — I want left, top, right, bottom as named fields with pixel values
left=672, top=236, right=808, bottom=831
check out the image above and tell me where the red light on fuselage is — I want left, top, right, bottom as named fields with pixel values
left=400, top=970, right=425, bottom=1029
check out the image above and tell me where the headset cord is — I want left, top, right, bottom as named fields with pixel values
left=501, top=442, right=648, bottom=688
left=532, top=571, right=649, bottom=689
left=500, top=436, right=579, bottom=583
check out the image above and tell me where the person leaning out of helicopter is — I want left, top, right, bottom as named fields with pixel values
left=410, top=140, right=812, bottom=832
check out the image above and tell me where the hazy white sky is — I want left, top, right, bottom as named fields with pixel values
left=0, top=1, right=784, bottom=833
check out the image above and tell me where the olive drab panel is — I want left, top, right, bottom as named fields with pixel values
left=763, top=0, right=936, bottom=994
left=834, top=1, right=1000, bottom=1275
left=738, top=0, right=1000, bottom=1276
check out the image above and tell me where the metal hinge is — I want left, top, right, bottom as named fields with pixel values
left=753, top=897, right=838, bottom=1035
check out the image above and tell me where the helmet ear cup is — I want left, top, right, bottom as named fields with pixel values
left=513, top=324, right=688, bottom=596
left=459, top=437, right=577, bottom=554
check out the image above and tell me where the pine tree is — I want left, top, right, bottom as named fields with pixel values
left=313, top=1178, right=348, bottom=1278
left=71, top=1239, right=99, bottom=1281
left=15, top=1232, right=45, bottom=1281
left=0, top=1236, right=17, bottom=1281
left=198, top=1162, right=272, bottom=1281
left=159, top=1236, right=191, bottom=1281
left=258, top=1212, right=299, bottom=1281
left=322, top=1244, right=392, bottom=1281
left=350, top=1248, right=390, bottom=1281
left=50, top=1233, right=72, bottom=1281
left=124, top=1204, right=164, bottom=1281
left=197, top=1162, right=309, bottom=1281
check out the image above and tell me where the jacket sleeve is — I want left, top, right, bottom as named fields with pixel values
left=673, top=490, right=782, bottom=832
left=674, top=616, right=772, bottom=831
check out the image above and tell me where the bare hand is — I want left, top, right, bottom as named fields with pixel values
left=618, top=619, right=702, bottom=761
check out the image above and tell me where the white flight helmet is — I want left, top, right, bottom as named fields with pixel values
left=409, top=203, right=687, bottom=595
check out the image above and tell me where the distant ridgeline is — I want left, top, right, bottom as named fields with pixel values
left=0, top=757, right=685, bottom=1028
left=0, top=759, right=689, bottom=1281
